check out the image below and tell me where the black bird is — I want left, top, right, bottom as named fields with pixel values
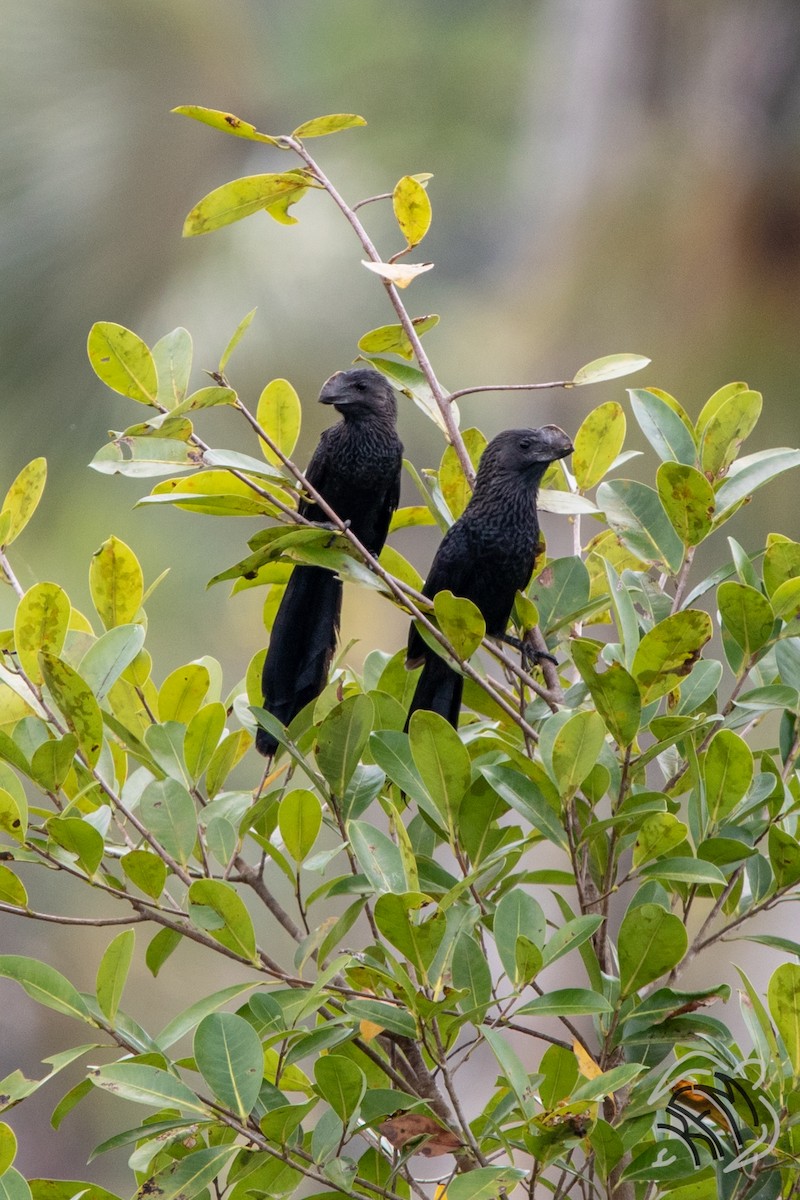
left=405, top=425, right=573, bottom=728
left=256, top=368, right=403, bottom=757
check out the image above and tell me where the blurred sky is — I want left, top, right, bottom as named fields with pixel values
left=2, top=0, right=800, bottom=1185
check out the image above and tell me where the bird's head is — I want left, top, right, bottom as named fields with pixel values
left=319, top=367, right=398, bottom=420
left=478, top=425, right=574, bottom=480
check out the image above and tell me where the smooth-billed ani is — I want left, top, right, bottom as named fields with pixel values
left=405, top=425, right=573, bottom=728
left=256, top=368, right=403, bottom=757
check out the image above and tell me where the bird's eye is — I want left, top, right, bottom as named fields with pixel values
left=518, top=438, right=532, bottom=450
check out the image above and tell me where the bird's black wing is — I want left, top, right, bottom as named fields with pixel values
left=407, top=521, right=474, bottom=667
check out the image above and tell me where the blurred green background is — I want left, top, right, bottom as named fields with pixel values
left=2, top=0, right=799, bottom=1185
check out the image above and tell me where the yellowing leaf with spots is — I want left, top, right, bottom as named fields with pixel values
left=14, top=582, right=71, bottom=684
left=393, top=175, right=432, bottom=248
left=256, top=379, right=302, bottom=466
left=89, top=536, right=144, bottom=630
left=1, top=458, right=47, bottom=546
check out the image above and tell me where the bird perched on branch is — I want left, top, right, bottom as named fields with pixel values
left=256, top=368, right=403, bottom=757
left=405, top=425, right=573, bottom=729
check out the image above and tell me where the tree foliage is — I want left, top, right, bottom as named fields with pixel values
left=1, top=108, right=800, bottom=1200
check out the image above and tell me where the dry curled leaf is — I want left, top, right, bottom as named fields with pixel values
left=361, top=260, right=434, bottom=288
left=379, top=1113, right=462, bottom=1157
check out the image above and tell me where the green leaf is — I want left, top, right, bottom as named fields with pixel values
left=91, top=1062, right=208, bottom=1115
left=173, top=104, right=278, bottom=143
left=452, top=932, right=492, bottom=1018
left=96, top=929, right=135, bottom=1022
left=572, top=402, right=626, bottom=490
left=183, top=173, right=316, bottom=237
left=637, top=857, right=726, bottom=886
left=773, top=577, right=800, bottom=623
left=152, top=326, right=192, bottom=409
left=767, top=962, right=800, bottom=1073
left=292, top=113, right=366, bottom=138
left=158, top=663, right=210, bottom=723
left=194, top=1012, right=263, bottom=1118
left=571, top=353, right=650, bottom=386
left=764, top=538, right=800, bottom=599
left=629, top=388, right=697, bottom=465
left=90, top=438, right=198, bottom=477
left=79, top=625, right=146, bottom=703
left=479, top=764, right=567, bottom=850
left=315, top=694, right=374, bottom=796
left=87, top=322, right=158, bottom=405
left=0, top=956, right=93, bottom=1024
left=89, top=536, right=144, bottom=629
left=314, top=1054, right=366, bottom=1122
left=438, top=427, right=487, bottom=519
left=14, top=583, right=70, bottom=686
left=373, top=892, right=445, bottom=978
left=528, top=556, right=591, bottom=634
left=632, top=813, right=689, bottom=867
left=0, top=865, right=27, bottom=907
left=570, top=640, right=641, bottom=747
left=656, top=462, right=715, bottom=547
left=348, top=821, right=410, bottom=893
left=135, top=1145, right=236, bottom=1200
left=145, top=927, right=181, bottom=977
left=140, top=779, right=197, bottom=865
left=39, top=652, right=104, bottom=768
left=279, top=789, right=322, bottom=862
left=393, top=175, right=432, bottom=247
left=494, top=889, right=546, bottom=985
left=408, top=710, right=470, bottom=829
left=542, top=915, right=604, bottom=968
left=169, top=385, right=236, bottom=417
left=256, top=378, right=302, bottom=466
left=631, top=610, right=713, bottom=703
left=618, top=903, right=687, bottom=995
left=768, top=827, right=800, bottom=889
left=1, top=458, right=47, bottom=547
left=717, top=581, right=775, bottom=658
left=48, top=816, right=104, bottom=877
left=0, top=1123, right=17, bottom=1175
left=517, top=989, right=613, bottom=1016
left=357, top=315, right=439, bottom=361
left=596, top=480, right=684, bottom=573
left=431, top=590, right=485, bottom=660
left=1, top=1173, right=32, bottom=1200
left=703, top=729, right=753, bottom=822
left=184, top=702, right=226, bottom=782
left=363, top=356, right=457, bottom=435
left=121, top=850, right=167, bottom=900
left=550, top=710, right=607, bottom=796
left=188, top=879, right=258, bottom=962
left=343, top=999, right=416, bottom=1039
left=448, top=1169, right=528, bottom=1200
left=700, top=389, right=761, bottom=477
left=696, top=381, right=750, bottom=435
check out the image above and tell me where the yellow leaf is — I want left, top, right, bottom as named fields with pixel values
left=359, top=1019, right=384, bottom=1042
left=573, top=1039, right=602, bottom=1079
left=393, top=175, right=432, bottom=247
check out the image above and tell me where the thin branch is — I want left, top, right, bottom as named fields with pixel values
left=0, top=902, right=149, bottom=927
left=279, top=136, right=474, bottom=482
left=447, top=380, right=577, bottom=404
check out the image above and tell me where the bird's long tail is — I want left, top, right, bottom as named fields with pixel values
left=256, top=566, right=342, bottom=757
left=404, top=653, right=463, bottom=731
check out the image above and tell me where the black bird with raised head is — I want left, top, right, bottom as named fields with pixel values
left=256, top=368, right=403, bottom=757
left=405, top=425, right=573, bottom=729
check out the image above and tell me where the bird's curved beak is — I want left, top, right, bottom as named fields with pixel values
left=541, top=425, right=574, bottom=459
left=319, top=372, right=347, bottom=406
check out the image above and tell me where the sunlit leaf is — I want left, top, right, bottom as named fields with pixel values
left=432, top=590, right=485, bottom=660
left=292, top=113, right=366, bottom=138
left=153, top=327, right=192, bottom=409
left=596, top=480, right=684, bottom=573
left=631, top=610, right=713, bottom=703
left=188, top=879, right=258, bottom=962
left=87, top=323, right=158, bottom=405
left=573, top=402, right=626, bottom=490
left=357, top=315, right=439, bottom=361
left=714, top=447, right=800, bottom=516
left=393, top=175, right=432, bottom=248
left=550, top=711, right=607, bottom=797
left=278, top=789, right=322, bottom=862
left=717, top=581, right=775, bottom=659
left=14, top=583, right=70, bottom=684
left=767, top=962, right=800, bottom=1073
left=628, top=389, right=697, bottom=466
left=1, top=458, right=47, bottom=546
left=89, top=536, right=143, bottom=630
left=571, top=353, right=650, bottom=386
left=700, top=389, right=762, bottom=478
left=172, top=104, right=278, bottom=143
left=183, top=174, right=317, bottom=236
left=256, top=378, right=302, bottom=465
left=656, top=462, right=715, bottom=547
left=218, top=308, right=257, bottom=373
